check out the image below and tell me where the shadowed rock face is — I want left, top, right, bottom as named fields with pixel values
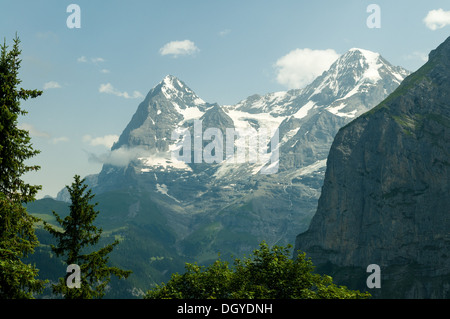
left=295, top=37, right=450, bottom=299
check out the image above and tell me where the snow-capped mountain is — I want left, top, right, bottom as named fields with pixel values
left=229, top=48, right=409, bottom=118
left=111, top=75, right=210, bottom=152
left=57, top=48, right=410, bottom=268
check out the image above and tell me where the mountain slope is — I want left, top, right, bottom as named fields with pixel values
left=295, top=37, right=450, bottom=298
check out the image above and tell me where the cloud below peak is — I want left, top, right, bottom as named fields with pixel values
left=86, top=146, right=150, bottom=167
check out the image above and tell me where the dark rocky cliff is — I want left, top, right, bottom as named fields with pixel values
left=295, top=37, right=450, bottom=298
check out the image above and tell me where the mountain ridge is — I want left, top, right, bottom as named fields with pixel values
left=57, top=48, right=411, bottom=248
left=42, top=47, right=413, bottom=297
left=295, top=37, right=450, bottom=298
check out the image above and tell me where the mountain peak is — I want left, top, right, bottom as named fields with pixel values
left=334, top=48, right=383, bottom=81
left=344, top=48, right=381, bottom=70
left=161, top=74, right=182, bottom=87
left=347, top=47, right=380, bottom=57
left=303, top=48, right=410, bottom=105
left=153, top=75, right=206, bottom=107
left=159, top=74, right=186, bottom=93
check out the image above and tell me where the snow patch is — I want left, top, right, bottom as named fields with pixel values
left=225, top=109, right=284, bottom=135
left=326, top=102, right=357, bottom=118
left=139, top=155, right=192, bottom=171
left=294, top=159, right=327, bottom=177
left=293, top=101, right=315, bottom=119
left=281, top=127, right=301, bottom=144
left=172, top=102, right=204, bottom=123
left=193, top=97, right=205, bottom=105
left=156, top=183, right=180, bottom=202
left=350, top=48, right=382, bottom=82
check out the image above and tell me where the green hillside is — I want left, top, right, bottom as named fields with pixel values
left=26, top=192, right=189, bottom=298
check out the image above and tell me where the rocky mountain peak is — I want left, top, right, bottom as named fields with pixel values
left=232, top=48, right=410, bottom=118
left=158, top=75, right=188, bottom=97
left=154, top=74, right=206, bottom=109
left=304, top=48, right=409, bottom=104
left=111, top=75, right=208, bottom=151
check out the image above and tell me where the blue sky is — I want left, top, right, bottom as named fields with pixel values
left=1, top=0, right=450, bottom=198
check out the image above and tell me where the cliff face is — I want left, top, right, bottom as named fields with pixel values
left=295, top=37, right=450, bottom=298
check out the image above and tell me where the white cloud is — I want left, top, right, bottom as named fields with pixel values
left=274, top=48, right=339, bottom=89
left=77, top=56, right=106, bottom=63
left=219, top=29, right=231, bottom=37
left=43, top=81, right=61, bottom=90
left=19, top=123, right=50, bottom=138
left=424, top=9, right=450, bottom=30
left=100, top=69, right=110, bottom=74
left=51, top=136, right=69, bottom=144
left=87, top=146, right=148, bottom=167
left=19, top=123, right=69, bottom=145
left=91, top=57, right=105, bottom=63
left=87, top=146, right=183, bottom=168
left=404, top=51, right=428, bottom=63
left=99, top=83, right=144, bottom=99
left=159, top=40, right=199, bottom=57
left=36, top=31, right=58, bottom=41
left=83, top=134, right=119, bottom=148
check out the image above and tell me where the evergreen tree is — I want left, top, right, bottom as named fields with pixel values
left=0, top=35, right=45, bottom=298
left=45, top=175, right=131, bottom=299
left=0, top=36, right=41, bottom=203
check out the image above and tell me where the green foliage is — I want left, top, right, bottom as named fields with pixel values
left=0, top=35, right=42, bottom=203
left=44, top=175, right=132, bottom=299
left=0, top=193, right=45, bottom=298
left=25, top=191, right=190, bottom=298
left=144, top=242, right=371, bottom=299
left=0, top=35, right=45, bottom=298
